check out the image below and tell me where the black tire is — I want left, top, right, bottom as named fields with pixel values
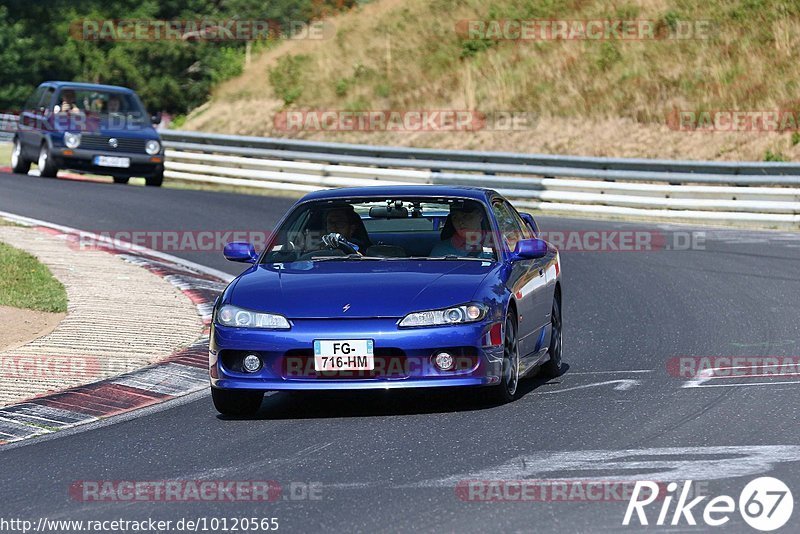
left=487, top=310, right=520, bottom=404
left=145, top=169, right=163, bottom=187
left=211, top=388, right=263, bottom=416
left=541, top=296, right=562, bottom=378
left=11, top=138, right=31, bottom=174
left=37, top=143, right=58, bottom=178
left=113, top=176, right=130, bottom=184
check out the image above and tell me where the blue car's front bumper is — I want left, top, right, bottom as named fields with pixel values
left=210, top=318, right=504, bottom=391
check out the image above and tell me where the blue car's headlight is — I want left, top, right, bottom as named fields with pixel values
left=399, top=303, right=487, bottom=328
left=216, top=304, right=290, bottom=329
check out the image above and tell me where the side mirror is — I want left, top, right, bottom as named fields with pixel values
left=519, top=212, right=539, bottom=235
left=151, top=111, right=162, bottom=125
left=224, top=242, right=258, bottom=263
left=511, top=238, right=548, bottom=260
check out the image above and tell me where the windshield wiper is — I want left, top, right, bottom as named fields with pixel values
left=404, top=255, right=493, bottom=262
left=309, top=255, right=386, bottom=261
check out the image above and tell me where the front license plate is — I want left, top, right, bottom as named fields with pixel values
left=314, top=339, right=374, bottom=371
left=94, top=156, right=130, bottom=168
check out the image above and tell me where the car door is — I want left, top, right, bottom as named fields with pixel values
left=17, top=87, right=44, bottom=155
left=492, top=199, right=550, bottom=359
left=19, top=86, right=54, bottom=158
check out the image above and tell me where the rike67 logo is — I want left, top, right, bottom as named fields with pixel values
left=623, top=477, right=793, bottom=531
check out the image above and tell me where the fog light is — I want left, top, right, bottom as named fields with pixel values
left=434, top=352, right=454, bottom=371
left=242, top=353, right=262, bottom=373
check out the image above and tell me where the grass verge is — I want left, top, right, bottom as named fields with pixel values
left=0, top=240, right=68, bottom=312
left=0, top=142, right=10, bottom=167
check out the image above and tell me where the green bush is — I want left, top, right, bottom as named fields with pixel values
left=269, top=54, right=311, bottom=106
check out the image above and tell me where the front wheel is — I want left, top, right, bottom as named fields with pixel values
left=541, top=297, right=562, bottom=378
left=487, top=311, right=520, bottom=404
left=145, top=169, right=163, bottom=187
left=211, top=388, right=263, bottom=416
left=11, top=139, right=31, bottom=174
left=113, top=176, right=130, bottom=184
left=37, top=143, right=58, bottom=178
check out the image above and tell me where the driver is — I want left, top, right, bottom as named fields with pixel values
left=320, top=207, right=370, bottom=253
left=58, top=89, right=80, bottom=113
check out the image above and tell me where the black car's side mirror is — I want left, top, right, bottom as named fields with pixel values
left=150, top=111, right=162, bottom=125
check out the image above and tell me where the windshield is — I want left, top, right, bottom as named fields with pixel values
left=261, top=197, right=498, bottom=263
left=54, top=88, right=149, bottom=127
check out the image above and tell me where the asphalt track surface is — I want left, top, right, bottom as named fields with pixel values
left=2, top=171, right=800, bottom=533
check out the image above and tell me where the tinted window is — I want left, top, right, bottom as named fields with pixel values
left=261, top=198, right=497, bottom=262
left=492, top=200, right=526, bottom=251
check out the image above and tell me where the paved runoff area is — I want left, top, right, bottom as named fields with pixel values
left=0, top=225, right=203, bottom=405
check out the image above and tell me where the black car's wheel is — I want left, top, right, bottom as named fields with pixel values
left=145, top=169, right=163, bottom=187
left=541, top=296, right=562, bottom=378
left=113, top=176, right=130, bottom=184
left=211, top=388, right=263, bottom=416
left=487, top=310, right=520, bottom=404
left=37, top=143, right=58, bottom=178
left=11, top=139, right=31, bottom=174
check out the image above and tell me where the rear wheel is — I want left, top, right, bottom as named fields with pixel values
left=211, top=388, right=263, bottom=416
left=11, top=139, right=30, bottom=174
left=487, top=311, right=520, bottom=404
left=113, top=176, right=130, bottom=184
left=541, top=296, right=562, bottom=378
left=37, top=143, right=58, bottom=178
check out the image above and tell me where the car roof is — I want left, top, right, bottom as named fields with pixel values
left=40, top=81, right=137, bottom=94
left=300, top=185, right=498, bottom=203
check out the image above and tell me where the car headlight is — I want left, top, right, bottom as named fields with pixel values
left=215, top=304, right=290, bottom=329
left=399, top=303, right=487, bottom=328
left=64, top=132, right=81, bottom=149
left=145, top=139, right=161, bottom=155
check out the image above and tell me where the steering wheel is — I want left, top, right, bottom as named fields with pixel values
left=321, top=233, right=360, bottom=255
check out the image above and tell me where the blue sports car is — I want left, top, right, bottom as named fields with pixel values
left=210, top=186, right=562, bottom=415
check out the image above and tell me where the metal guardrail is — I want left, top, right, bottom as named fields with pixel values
left=0, top=114, right=17, bottom=142
left=160, top=130, right=800, bottom=227
left=3, top=121, right=798, bottom=226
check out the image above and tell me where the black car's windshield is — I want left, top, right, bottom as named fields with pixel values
left=261, top=197, right=499, bottom=263
left=54, top=88, right=149, bottom=126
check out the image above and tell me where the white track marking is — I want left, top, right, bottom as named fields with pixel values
left=567, top=370, right=653, bottom=375
left=683, top=362, right=800, bottom=388
left=539, top=379, right=642, bottom=394
left=408, top=446, right=800, bottom=488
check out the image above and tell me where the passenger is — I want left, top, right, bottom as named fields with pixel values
left=431, top=204, right=491, bottom=258
left=107, top=95, right=122, bottom=113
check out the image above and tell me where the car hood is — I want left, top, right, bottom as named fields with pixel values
left=227, top=260, right=497, bottom=319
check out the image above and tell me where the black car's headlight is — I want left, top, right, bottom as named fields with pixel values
left=399, top=303, right=487, bottom=328
left=145, top=139, right=161, bottom=155
left=64, top=132, right=81, bottom=149
left=216, top=304, right=290, bottom=329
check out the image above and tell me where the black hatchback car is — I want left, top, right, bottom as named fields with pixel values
left=11, top=81, right=164, bottom=186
